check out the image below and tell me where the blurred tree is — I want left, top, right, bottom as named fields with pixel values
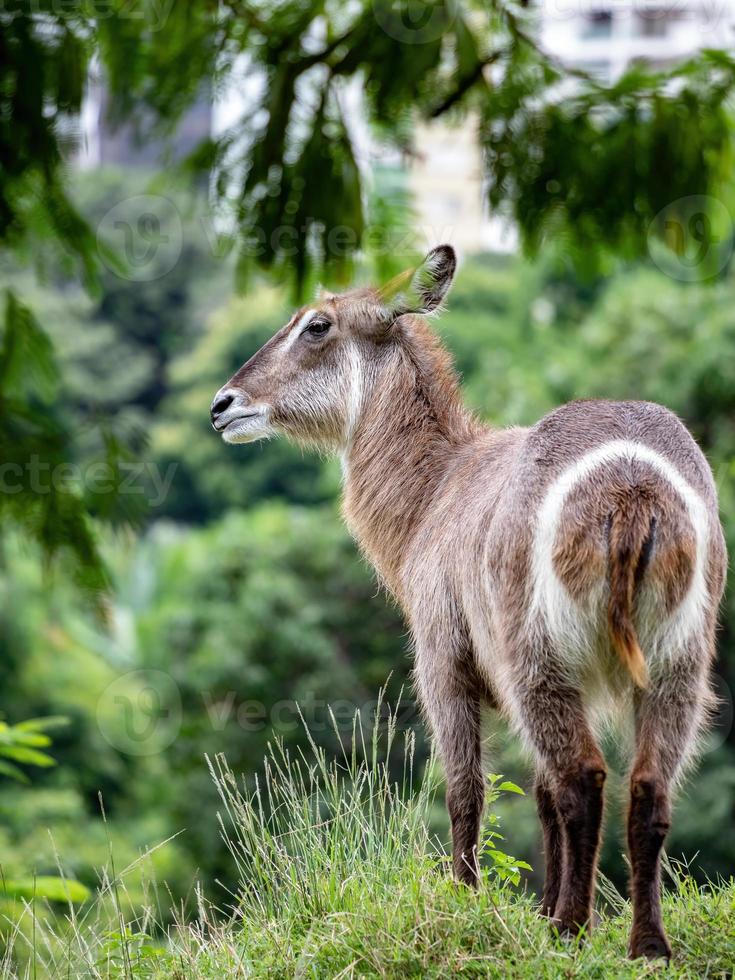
left=4, top=0, right=735, bottom=576
left=0, top=291, right=113, bottom=596
left=5, top=0, right=735, bottom=292
left=2, top=504, right=409, bottom=900
left=3, top=0, right=735, bottom=933
left=103, top=0, right=735, bottom=289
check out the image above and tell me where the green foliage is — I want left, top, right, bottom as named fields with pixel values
left=186, top=1, right=735, bottom=286
left=4, top=0, right=726, bottom=291
left=0, top=291, right=109, bottom=598
left=483, top=775, right=532, bottom=885
left=0, top=0, right=101, bottom=286
left=0, top=716, right=67, bottom=783
left=481, top=16, right=735, bottom=270
left=0, top=714, right=91, bottom=943
left=3, top=1, right=735, bottom=972
left=0, top=502, right=409, bottom=912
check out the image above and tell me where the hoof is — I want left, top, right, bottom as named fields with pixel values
left=545, top=909, right=599, bottom=933
left=550, top=919, right=585, bottom=943
left=452, top=867, right=479, bottom=889
left=629, top=933, right=672, bottom=961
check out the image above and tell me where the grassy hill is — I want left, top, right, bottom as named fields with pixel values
left=168, top=876, right=733, bottom=979
left=6, top=708, right=734, bottom=978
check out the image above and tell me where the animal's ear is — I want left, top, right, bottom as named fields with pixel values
left=410, top=244, right=457, bottom=312
left=378, top=245, right=457, bottom=318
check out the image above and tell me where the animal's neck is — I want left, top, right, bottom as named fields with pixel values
left=341, top=327, right=480, bottom=599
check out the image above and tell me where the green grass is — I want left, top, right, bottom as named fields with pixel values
left=4, top=700, right=734, bottom=978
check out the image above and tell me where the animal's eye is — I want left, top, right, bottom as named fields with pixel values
left=306, top=318, right=330, bottom=337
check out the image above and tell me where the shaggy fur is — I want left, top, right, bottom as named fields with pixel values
left=211, top=246, right=727, bottom=961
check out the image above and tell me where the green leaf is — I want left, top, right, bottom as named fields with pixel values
left=7, top=732, right=51, bottom=748
left=498, top=781, right=525, bottom=795
left=0, top=746, right=56, bottom=768
left=0, top=761, right=30, bottom=783
left=1, top=876, right=91, bottom=904
left=15, top=716, right=69, bottom=732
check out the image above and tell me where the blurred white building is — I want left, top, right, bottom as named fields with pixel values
left=410, top=0, right=735, bottom=253
left=75, top=3, right=735, bottom=252
left=406, top=119, right=516, bottom=255
left=539, top=0, right=735, bottom=81
left=76, top=71, right=212, bottom=168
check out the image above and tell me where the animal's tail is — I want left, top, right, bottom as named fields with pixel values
left=607, top=495, right=655, bottom=689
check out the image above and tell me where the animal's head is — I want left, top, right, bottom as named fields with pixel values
left=210, top=245, right=456, bottom=449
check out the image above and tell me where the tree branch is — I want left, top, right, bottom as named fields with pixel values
left=429, top=51, right=502, bottom=118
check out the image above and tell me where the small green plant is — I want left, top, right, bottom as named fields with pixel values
left=93, top=928, right=170, bottom=979
left=481, top=774, right=532, bottom=885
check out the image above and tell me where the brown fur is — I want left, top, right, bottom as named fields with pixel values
left=211, top=247, right=727, bottom=960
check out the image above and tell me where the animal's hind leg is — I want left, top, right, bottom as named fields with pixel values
left=415, top=642, right=485, bottom=886
left=512, top=654, right=606, bottom=936
left=627, top=649, right=713, bottom=961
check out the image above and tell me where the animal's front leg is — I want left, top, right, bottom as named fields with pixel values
left=414, top=640, right=484, bottom=886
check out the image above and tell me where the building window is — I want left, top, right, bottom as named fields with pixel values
left=582, top=10, right=613, bottom=38
left=635, top=11, right=669, bottom=37
left=575, top=60, right=612, bottom=83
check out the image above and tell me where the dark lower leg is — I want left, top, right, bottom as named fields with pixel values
left=447, top=767, right=484, bottom=885
left=554, top=762, right=606, bottom=935
left=628, top=773, right=672, bottom=960
left=513, top=668, right=605, bottom=936
left=535, top=776, right=564, bottom=917
left=626, top=650, right=710, bottom=961
left=419, top=668, right=484, bottom=887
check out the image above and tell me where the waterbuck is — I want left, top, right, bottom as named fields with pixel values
left=211, top=246, right=726, bottom=959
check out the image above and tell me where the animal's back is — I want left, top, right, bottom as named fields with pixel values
left=499, top=400, right=726, bottom=684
